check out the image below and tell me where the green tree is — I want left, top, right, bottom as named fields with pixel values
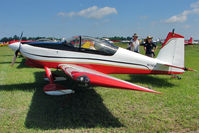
left=22, top=37, right=27, bottom=41
left=13, top=35, right=19, bottom=41
left=0, top=37, right=8, bottom=42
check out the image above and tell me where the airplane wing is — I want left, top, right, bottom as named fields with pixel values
left=59, top=64, right=160, bottom=94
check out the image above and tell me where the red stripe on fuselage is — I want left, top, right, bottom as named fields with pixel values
left=24, top=58, right=183, bottom=75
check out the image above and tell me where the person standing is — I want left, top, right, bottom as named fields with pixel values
left=144, top=36, right=157, bottom=57
left=130, top=33, right=140, bottom=53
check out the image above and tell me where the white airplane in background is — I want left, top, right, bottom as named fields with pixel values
left=8, top=30, right=194, bottom=96
left=103, top=38, right=114, bottom=44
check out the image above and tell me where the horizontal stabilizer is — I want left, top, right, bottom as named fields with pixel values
left=164, top=64, right=196, bottom=71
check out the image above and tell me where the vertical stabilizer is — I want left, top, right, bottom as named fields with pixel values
left=188, top=37, right=193, bottom=44
left=157, top=32, right=184, bottom=68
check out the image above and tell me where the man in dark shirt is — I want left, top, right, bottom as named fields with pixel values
left=144, top=36, right=157, bottom=58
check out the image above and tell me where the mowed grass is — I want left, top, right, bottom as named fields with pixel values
left=0, top=44, right=199, bottom=133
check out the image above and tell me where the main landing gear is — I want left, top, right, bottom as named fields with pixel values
left=43, top=66, right=75, bottom=96
left=171, top=75, right=182, bottom=80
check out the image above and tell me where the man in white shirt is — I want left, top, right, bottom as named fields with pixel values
left=130, top=33, right=140, bottom=53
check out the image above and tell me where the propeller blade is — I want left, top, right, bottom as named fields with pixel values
left=18, top=32, right=23, bottom=49
left=19, top=32, right=23, bottom=42
left=15, top=49, right=19, bottom=57
left=10, top=32, right=23, bottom=67
left=11, top=54, right=17, bottom=67
left=10, top=49, right=20, bottom=67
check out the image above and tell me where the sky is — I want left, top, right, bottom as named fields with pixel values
left=1, top=0, right=199, bottom=40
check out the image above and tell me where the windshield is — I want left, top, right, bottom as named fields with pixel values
left=63, top=36, right=118, bottom=55
left=63, top=36, right=80, bottom=48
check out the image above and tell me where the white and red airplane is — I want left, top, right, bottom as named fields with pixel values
left=8, top=31, right=194, bottom=95
left=184, top=37, right=193, bottom=45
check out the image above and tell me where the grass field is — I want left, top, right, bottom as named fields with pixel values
left=0, top=44, right=199, bottom=133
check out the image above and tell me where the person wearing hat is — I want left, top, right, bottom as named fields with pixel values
left=144, top=36, right=157, bottom=57
left=129, top=33, right=140, bottom=53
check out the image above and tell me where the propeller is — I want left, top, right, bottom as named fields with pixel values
left=11, top=32, right=23, bottom=67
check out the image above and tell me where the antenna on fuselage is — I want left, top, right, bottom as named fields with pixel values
left=172, top=29, right=175, bottom=36
left=79, top=36, right=82, bottom=49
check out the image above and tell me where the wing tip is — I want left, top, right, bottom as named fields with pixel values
left=131, top=86, right=162, bottom=94
left=144, top=89, right=162, bottom=94
left=185, top=68, right=197, bottom=71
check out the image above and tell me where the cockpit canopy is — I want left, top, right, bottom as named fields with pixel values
left=26, top=36, right=118, bottom=56
left=63, top=36, right=118, bottom=56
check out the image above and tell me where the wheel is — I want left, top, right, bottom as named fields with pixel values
left=177, top=76, right=182, bottom=80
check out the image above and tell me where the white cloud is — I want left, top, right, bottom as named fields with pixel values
left=165, top=0, right=199, bottom=23
left=57, top=6, right=118, bottom=19
left=165, top=14, right=187, bottom=23
left=190, top=0, right=199, bottom=8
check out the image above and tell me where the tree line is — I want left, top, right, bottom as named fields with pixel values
left=0, top=35, right=132, bottom=42
left=0, top=35, right=60, bottom=42
left=108, top=36, right=131, bottom=41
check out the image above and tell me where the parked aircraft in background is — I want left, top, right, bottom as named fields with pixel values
left=9, top=41, right=34, bottom=44
left=0, top=42, right=9, bottom=46
left=185, top=37, right=199, bottom=45
left=103, top=38, right=114, bottom=44
left=36, top=38, right=58, bottom=42
left=185, top=37, right=193, bottom=45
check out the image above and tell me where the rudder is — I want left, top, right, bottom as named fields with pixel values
left=157, top=32, right=184, bottom=68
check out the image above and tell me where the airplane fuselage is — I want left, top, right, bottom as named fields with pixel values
left=19, top=43, right=182, bottom=75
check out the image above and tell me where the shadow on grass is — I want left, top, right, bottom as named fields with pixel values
left=0, top=54, right=14, bottom=56
left=0, top=55, right=28, bottom=67
left=25, top=87, right=122, bottom=129
left=0, top=70, right=123, bottom=129
left=0, top=72, right=45, bottom=91
left=128, top=74, right=175, bottom=88
left=16, top=58, right=31, bottom=69
left=26, top=72, right=122, bottom=129
left=0, top=61, right=22, bottom=65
